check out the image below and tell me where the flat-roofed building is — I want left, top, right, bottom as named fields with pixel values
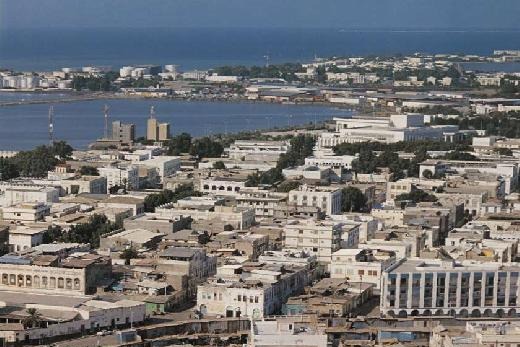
left=381, top=258, right=520, bottom=318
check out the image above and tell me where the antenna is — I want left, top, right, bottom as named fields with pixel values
left=263, top=54, right=270, bottom=68
left=104, top=104, right=109, bottom=139
left=48, top=106, right=54, bottom=145
left=150, top=105, right=156, bottom=119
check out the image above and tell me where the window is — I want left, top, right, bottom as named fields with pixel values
left=358, top=270, right=365, bottom=275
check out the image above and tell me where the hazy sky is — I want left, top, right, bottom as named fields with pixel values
left=1, top=0, right=519, bottom=30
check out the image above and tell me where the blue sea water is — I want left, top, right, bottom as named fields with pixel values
left=1, top=27, right=520, bottom=71
left=0, top=96, right=351, bottom=150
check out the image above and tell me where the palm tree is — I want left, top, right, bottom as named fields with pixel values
left=22, top=308, right=42, bottom=328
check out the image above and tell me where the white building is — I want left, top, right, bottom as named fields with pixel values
left=288, top=185, right=342, bottom=216
left=284, top=219, right=359, bottom=263
left=318, top=115, right=459, bottom=148
left=226, top=140, right=290, bottom=162
left=8, top=226, right=46, bottom=252
left=98, top=166, right=139, bottom=192
left=381, top=258, right=520, bottom=318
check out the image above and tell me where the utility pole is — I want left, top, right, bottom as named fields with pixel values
left=103, top=104, right=109, bottom=139
left=263, top=54, right=270, bottom=68
left=48, top=106, right=54, bottom=145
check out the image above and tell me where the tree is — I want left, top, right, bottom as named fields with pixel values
left=213, top=161, right=226, bottom=169
left=276, top=180, right=301, bottom=192
left=276, top=135, right=316, bottom=170
left=190, top=137, right=224, bottom=158
left=121, top=247, right=139, bottom=265
left=341, top=187, right=367, bottom=212
left=422, top=169, right=433, bottom=179
left=79, top=166, right=99, bottom=176
left=22, top=308, right=42, bottom=328
left=167, top=133, right=192, bottom=155
left=144, top=184, right=201, bottom=212
left=395, top=189, right=438, bottom=204
left=441, top=151, right=478, bottom=161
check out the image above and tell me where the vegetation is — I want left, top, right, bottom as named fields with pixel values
left=334, top=140, right=471, bottom=156
left=395, top=189, right=438, bottom=204
left=143, top=184, right=201, bottom=212
left=276, top=180, right=301, bottom=192
left=213, top=161, right=226, bottom=169
left=121, top=247, right=139, bottom=265
left=0, top=141, right=73, bottom=179
left=213, top=63, right=304, bottom=82
left=22, top=308, right=42, bottom=328
left=334, top=140, right=472, bottom=181
left=166, top=133, right=193, bottom=155
left=165, top=133, right=224, bottom=158
left=441, top=151, right=478, bottom=161
left=190, top=137, right=224, bottom=158
left=246, top=134, right=316, bottom=187
left=72, top=71, right=119, bottom=92
left=341, top=186, right=367, bottom=212
left=431, top=111, right=520, bottom=138
left=43, top=214, right=119, bottom=248
left=79, top=166, right=99, bottom=176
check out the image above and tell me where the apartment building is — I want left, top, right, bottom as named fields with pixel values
left=284, top=219, right=359, bottom=263
left=288, top=185, right=342, bottom=216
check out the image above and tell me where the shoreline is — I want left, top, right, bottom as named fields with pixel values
left=0, top=90, right=356, bottom=111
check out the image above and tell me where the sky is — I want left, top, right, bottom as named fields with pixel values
left=0, top=0, right=519, bottom=30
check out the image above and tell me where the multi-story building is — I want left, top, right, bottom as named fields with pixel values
left=111, top=120, right=135, bottom=144
left=318, top=115, right=459, bottom=148
left=199, top=176, right=247, bottom=196
left=235, top=189, right=287, bottom=218
left=330, top=248, right=397, bottom=289
left=0, top=182, right=60, bottom=207
left=226, top=140, right=290, bottom=163
left=147, top=116, right=171, bottom=141
left=381, top=258, right=520, bottom=318
left=98, top=165, right=139, bottom=192
left=288, top=185, right=342, bottom=216
left=284, top=219, right=359, bottom=263
left=196, top=262, right=312, bottom=319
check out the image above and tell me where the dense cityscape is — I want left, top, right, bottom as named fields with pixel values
left=2, top=1, right=520, bottom=347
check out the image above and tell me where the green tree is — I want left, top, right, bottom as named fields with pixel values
left=22, top=308, right=42, bottom=328
left=213, top=161, right=226, bottom=169
left=341, top=186, right=367, bottom=212
left=422, top=169, right=434, bottom=179
left=167, top=133, right=192, bottom=155
left=276, top=180, right=301, bottom=192
left=395, top=189, right=438, bottom=204
left=190, top=137, right=224, bottom=158
left=121, top=247, right=139, bottom=265
left=79, top=166, right=99, bottom=176
left=144, top=184, right=201, bottom=212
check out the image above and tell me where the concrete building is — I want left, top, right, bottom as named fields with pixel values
left=98, top=166, right=139, bottom=192
left=381, top=258, right=520, bottom=318
left=59, top=175, right=107, bottom=195
left=196, top=262, right=312, bottom=319
left=318, top=115, right=459, bottom=148
left=0, top=182, right=59, bottom=207
left=8, top=226, right=46, bottom=252
left=147, top=116, right=171, bottom=141
left=111, top=121, right=135, bottom=144
left=284, top=219, right=359, bottom=263
left=330, top=248, right=397, bottom=289
left=2, top=202, right=50, bottom=223
left=226, top=140, right=290, bottom=163
left=251, top=316, right=329, bottom=347
left=288, top=185, right=342, bottom=216
left=200, top=176, right=247, bottom=196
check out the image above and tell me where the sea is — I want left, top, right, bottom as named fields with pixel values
left=1, top=27, right=520, bottom=71
left=1, top=27, right=520, bottom=150
left=0, top=96, right=352, bottom=150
